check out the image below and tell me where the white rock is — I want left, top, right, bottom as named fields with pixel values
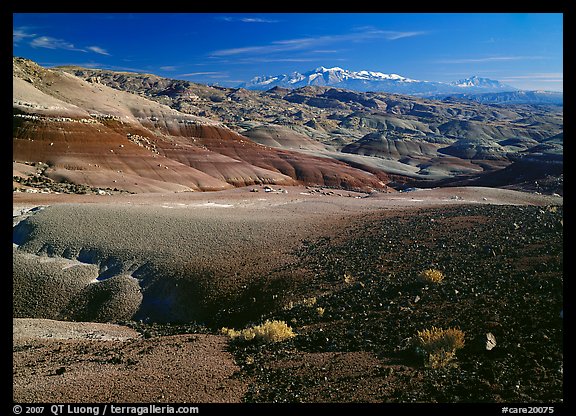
left=486, top=332, right=497, bottom=350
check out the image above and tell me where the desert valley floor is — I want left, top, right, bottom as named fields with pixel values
left=13, top=186, right=563, bottom=404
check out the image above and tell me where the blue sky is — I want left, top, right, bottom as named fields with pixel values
left=13, top=13, right=563, bottom=91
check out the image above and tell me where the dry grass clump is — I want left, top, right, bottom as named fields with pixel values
left=413, top=326, right=465, bottom=368
left=283, top=296, right=317, bottom=311
left=343, top=272, right=355, bottom=284
left=301, top=296, right=317, bottom=307
left=418, top=268, right=444, bottom=284
left=221, top=320, right=296, bottom=343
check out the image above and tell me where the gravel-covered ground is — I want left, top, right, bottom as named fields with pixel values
left=13, top=320, right=246, bottom=403
left=13, top=187, right=563, bottom=405
left=228, top=204, right=563, bottom=403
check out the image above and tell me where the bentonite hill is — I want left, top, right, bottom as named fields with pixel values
left=13, top=57, right=563, bottom=407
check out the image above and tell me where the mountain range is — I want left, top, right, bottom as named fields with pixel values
left=240, top=66, right=563, bottom=104
left=240, top=66, right=513, bottom=93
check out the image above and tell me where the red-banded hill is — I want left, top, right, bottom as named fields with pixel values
left=13, top=58, right=390, bottom=193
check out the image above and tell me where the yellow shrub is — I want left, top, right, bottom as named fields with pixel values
left=418, top=268, right=444, bottom=284
left=301, top=297, right=317, bottom=307
left=284, top=296, right=317, bottom=310
left=414, top=326, right=465, bottom=368
left=221, top=320, right=296, bottom=343
left=344, top=272, right=355, bottom=284
left=426, top=350, right=457, bottom=369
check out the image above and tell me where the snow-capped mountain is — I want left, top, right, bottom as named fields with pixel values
left=451, top=75, right=509, bottom=89
left=295, top=66, right=419, bottom=85
left=241, top=66, right=418, bottom=90
left=239, top=67, right=516, bottom=96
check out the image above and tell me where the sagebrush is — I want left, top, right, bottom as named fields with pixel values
left=413, top=326, right=465, bottom=368
left=418, top=268, right=444, bottom=284
left=221, top=320, right=296, bottom=343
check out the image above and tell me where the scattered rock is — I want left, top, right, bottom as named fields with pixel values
left=486, top=332, right=497, bottom=350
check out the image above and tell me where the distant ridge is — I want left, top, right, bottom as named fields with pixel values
left=240, top=66, right=517, bottom=96
left=436, top=90, right=563, bottom=105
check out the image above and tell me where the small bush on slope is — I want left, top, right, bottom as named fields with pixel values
left=413, top=326, right=465, bottom=368
left=221, top=320, right=296, bottom=343
left=418, top=268, right=444, bottom=284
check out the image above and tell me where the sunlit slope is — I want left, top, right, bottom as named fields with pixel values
left=13, top=58, right=389, bottom=192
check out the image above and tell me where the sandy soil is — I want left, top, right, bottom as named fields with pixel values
left=13, top=319, right=246, bottom=403
left=13, top=318, right=139, bottom=341
left=13, top=184, right=562, bottom=210
left=12, top=185, right=563, bottom=403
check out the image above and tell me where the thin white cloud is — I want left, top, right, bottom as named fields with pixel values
left=499, top=72, right=563, bottom=80
left=210, top=43, right=298, bottom=57
left=16, top=29, right=109, bottom=56
left=499, top=73, right=563, bottom=88
left=237, top=57, right=319, bottom=63
left=350, top=26, right=427, bottom=41
left=30, top=36, right=85, bottom=52
left=210, top=28, right=426, bottom=57
left=87, top=46, right=110, bottom=56
left=381, top=30, right=427, bottom=40
left=272, top=58, right=321, bottom=62
left=218, top=16, right=279, bottom=23
left=13, top=27, right=36, bottom=43
left=436, top=56, right=545, bottom=64
left=180, top=71, right=228, bottom=78
left=240, top=17, right=279, bottom=23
